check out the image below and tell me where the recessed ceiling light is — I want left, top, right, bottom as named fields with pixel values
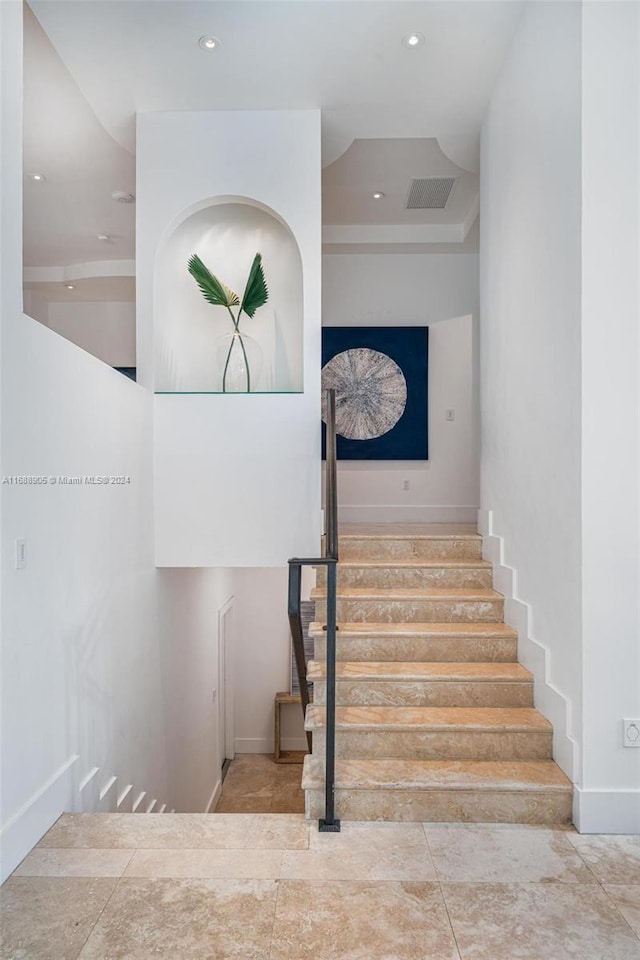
left=97, top=234, right=111, bottom=241
left=29, top=173, right=45, bottom=182
left=111, top=191, right=135, bottom=204
left=402, top=32, right=425, bottom=48
left=373, top=191, right=385, bottom=199
left=198, top=35, right=220, bottom=50
left=65, top=284, right=75, bottom=290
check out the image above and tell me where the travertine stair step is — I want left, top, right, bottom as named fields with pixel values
left=310, top=621, right=518, bottom=662
left=312, top=587, right=504, bottom=623
left=304, top=523, right=572, bottom=825
left=338, top=532, right=482, bottom=562
left=308, top=661, right=533, bottom=707
left=316, top=560, right=493, bottom=590
left=305, top=705, right=552, bottom=760
left=302, top=757, right=573, bottom=824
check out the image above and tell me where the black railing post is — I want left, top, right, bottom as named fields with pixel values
left=287, top=561, right=313, bottom=752
left=319, top=388, right=340, bottom=832
left=319, top=556, right=340, bottom=831
left=325, top=389, right=338, bottom=561
left=288, top=387, right=340, bottom=833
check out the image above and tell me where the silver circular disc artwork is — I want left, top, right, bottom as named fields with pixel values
left=321, top=348, right=407, bottom=440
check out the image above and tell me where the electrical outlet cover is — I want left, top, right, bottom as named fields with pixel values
left=623, top=719, right=640, bottom=747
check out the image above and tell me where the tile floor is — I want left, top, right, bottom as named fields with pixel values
left=214, top=754, right=306, bottom=814
left=2, top=814, right=639, bottom=959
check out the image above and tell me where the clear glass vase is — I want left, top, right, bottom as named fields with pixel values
left=215, top=331, right=263, bottom=393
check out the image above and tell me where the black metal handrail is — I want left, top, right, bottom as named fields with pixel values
left=287, top=388, right=340, bottom=832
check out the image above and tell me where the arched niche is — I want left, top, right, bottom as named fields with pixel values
left=154, top=197, right=304, bottom=392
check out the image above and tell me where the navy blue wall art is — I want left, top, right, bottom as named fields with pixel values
left=321, top=326, right=428, bottom=460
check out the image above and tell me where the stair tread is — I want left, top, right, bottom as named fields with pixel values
left=311, top=587, right=503, bottom=600
left=327, top=560, right=492, bottom=569
left=307, top=661, right=532, bottom=682
left=310, top=621, right=518, bottom=638
left=302, top=757, right=572, bottom=792
left=305, top=705, right=552, bottom=731
left=307, top=527, right=569, bottom=823
left=339, top=532, right=481, bottom=542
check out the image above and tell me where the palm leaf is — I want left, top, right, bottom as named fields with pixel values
left=240, top=253, right=269, bottom=318
left=188, top=254, right=239, bottom=308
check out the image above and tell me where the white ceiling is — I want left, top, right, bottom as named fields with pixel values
left=323, top=138, right=478, bottom=250
left=23, top=6, right=136, bottom=269
left=24, top=0, right=524, bottom=298
left=29, top=1, right=524, bottom=156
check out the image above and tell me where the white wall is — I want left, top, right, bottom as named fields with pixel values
left=1, top=313, right=235, bottom=881
left=23, top=299, right=136, bottom=368
left=47, top=301, right=136, bottom=368
left=155, top=568, right=235, bottom=810
left=138, top=111, right=322, bottom=567
left=481, top=0, right=583, bottom=755
left=323, top=253, right=479, bottom=522
left=22, top=288, right=49, bottom=326
left=232, top=568, right=306, bottom=754
left=323, top=254, right=478, bottom=328
left=579, top=0, right=640, bottom=832
left=1, top=10, right=237, bottom=879
left=481, top=0, right=640, bottom=832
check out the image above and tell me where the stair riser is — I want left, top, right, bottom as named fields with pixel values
left=339, top=538, right=483, bottom=561
left=311, top=729, right=552, bottom=761
left=313, top=636, right=518, bottom=662
left=316, top=567, right=493, bottom=589
left=305, top=788, right=572, bottom=824
left=315, top=598, right=504, bottom=623
left=312, top=680, right=534, bottom=708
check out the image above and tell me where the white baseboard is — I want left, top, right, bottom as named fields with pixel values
left=0, top=754, right=78, bottom=883
left=205, top=779, right=222, bottom=813
left=478, top=508, right=579, bottom=783
left=234, top=737, right=308, bottom=754
left=574, top=788, right=640, bottom=834
left=339, top=505, right=479, bottom=524
left=234, top=738, right=271, bottom=754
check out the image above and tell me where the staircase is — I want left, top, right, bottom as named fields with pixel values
left=302, top=524, right=573, bottom=824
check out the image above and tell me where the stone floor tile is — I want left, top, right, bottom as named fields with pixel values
left=424, top=823, right=593, bottom=883
left=219, top=770, right=276, bottom=793
left=214, top=795, right=280, bottom=813
left=269, top=796, right=306, bottom=814
left=603, top=885, right=640, bottom=937
left=124, top=848, right=282, bottom=879
left=77, top=878, right=278, bottom=959
left=281, top=821, right=436, bottom=881
left=39, top=812, right=308, bottom=849
left=214, top=754, right=305, bottom=815
left=269, top=784, right=305, bottom=814
left=231, top=754, right=277, bottom=772
left=0, top=877, right=117, bottom=960
left=242, top=814, right=309, bottom=849
left=269, top=879, right=459, bottom=959
left=13, top=847, right=134, bottom=878
left=567, top=834, right=640, bottom=883
left=441, top=882, right=640, bottom=960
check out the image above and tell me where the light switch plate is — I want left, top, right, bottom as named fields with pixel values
left=15, top=539, right=26, bottom=570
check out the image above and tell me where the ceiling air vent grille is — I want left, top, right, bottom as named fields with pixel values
left=405, top=177, right=456, bottom=209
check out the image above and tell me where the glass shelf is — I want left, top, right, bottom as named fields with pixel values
left=154, top=390, right=304, bottom=395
